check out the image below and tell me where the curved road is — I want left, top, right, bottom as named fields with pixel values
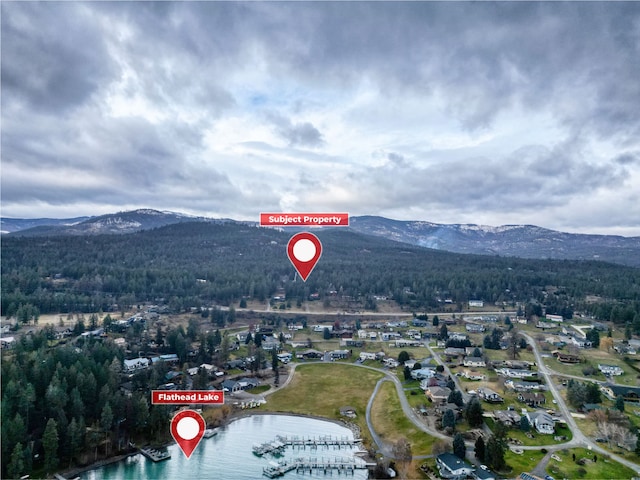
left=264, top=347, right=640, bottom=474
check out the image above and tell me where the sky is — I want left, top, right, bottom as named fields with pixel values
left=1, top=2, right=640, bottom=236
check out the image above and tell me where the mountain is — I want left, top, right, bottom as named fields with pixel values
left=4, top=210, right=639, bottom=267
left=0, top=216, right=91, bottom=234
left=348, top=216, right=640, bottom=267
left=3, top=209, right=236, bottom=236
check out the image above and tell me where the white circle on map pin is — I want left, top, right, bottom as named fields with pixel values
left=176, top=416, right=200, bottom=440
left=293, top=239, right=316, bottom=262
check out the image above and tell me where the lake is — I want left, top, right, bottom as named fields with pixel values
left=83, top=414, right=369, bottom=479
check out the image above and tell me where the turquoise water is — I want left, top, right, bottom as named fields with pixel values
left=83, top=414, right=369, bottom=480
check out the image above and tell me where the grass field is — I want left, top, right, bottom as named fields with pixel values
left=260, top=363, right=384, bottom=447
left=547, top=448, right=638, bottom=479
left=504, top=449, right=546, bottom=475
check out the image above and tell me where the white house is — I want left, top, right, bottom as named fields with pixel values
left=526, top=411, right=555, bottom=434
left=546, top=314, right=564, bottom=323
left=411, top=368, right=436, bottom=380
left=469, top=300, right=484, bottom=308
left=359, top=352, right=378, bottom=361
left=124, top=357, right=150, bottom=372
left=436, top=453, right=474, bottom=479
left=598, top=364, right=623, bottom=376
left=463, top=357, right=486, bottom=368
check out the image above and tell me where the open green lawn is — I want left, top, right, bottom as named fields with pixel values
left=486, top=418, right=572, bottom=447
left=548, top=448, right=638, bottom=479
left=261, top=363, right=384, bottom=447
left=370, top=380, right=438, bottom=456
left=505, top=449, right=546, bottom=475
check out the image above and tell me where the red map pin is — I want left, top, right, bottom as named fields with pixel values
left=170, top=409, right=206, bottom=459
left=287, top=232, right=322, bottom=282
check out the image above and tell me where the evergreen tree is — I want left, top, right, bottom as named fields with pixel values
left=615, top=395, right=625, bottom=412
left=465, top=397, right=484, bottom=427
left=474, top=436, right=486, bottom=462
left=403, top=366, right=412, bottom=381
left=453, top=433, right=466, bottom=459
left=442, top=409, right=456, bottom=430
left=7, top=442, right=25, bottom=479
left=520, top=415, right=531, bottom=432
left=398, top=351, right=410, bottom=364
left=432, top=315, right=439, bottom=327
left=271, top=349, right=280, bottom=386
left=486, top=435, right=506, bottom=471
left=323, top=328, right=331, bottom=340
left=448, top=390, right=464, bottom=407
left=439, top=324, right=448, bottom=340
left=43, top=418, right=59, bottom=474
left=585, top=382, right=601, bottom=404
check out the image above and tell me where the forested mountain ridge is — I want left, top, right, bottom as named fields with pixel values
left=5, top=209, right=639, bottom=267
left=349, top=216, right=640, bottom=268
left=2, top=222, right=639, bottom=324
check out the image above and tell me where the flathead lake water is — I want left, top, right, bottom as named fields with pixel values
left=84, top=415, right=369, bottom=480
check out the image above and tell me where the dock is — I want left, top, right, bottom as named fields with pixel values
left=254, top=435, right=361, bottom=457
left=262, top=457, right=368, bottom=478
left=140, top=447, right=171, bottom=462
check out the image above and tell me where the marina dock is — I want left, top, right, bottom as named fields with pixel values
left=140, top=447, right=171, bottom=462
left=262, top=457, right=369, bottom=478
left=254, top=435, right=362, bottom=456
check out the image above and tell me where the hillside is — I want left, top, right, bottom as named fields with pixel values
left=349, top=216, right=640, bottom=267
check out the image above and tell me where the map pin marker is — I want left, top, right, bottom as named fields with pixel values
left=287, top=232, right=322, bottom=282
left=170, top=409, right=206, bottom=459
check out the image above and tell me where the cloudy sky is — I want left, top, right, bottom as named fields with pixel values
left=2, top=2, right=640, bottom=236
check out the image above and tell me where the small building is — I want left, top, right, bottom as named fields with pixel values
left=469, top=300, right=484, bottom=308
left=526, top=411, right=555, bottom=434
left=493, top=410, right=521, bottom=426
left=124, top=357, right=150, bottom=372
left=425, top=386, right=452, bottom=404
left=436, top=453, right=474, bottom=479
left=546, top=314, right=564, bottom=323
left=555, top=352, right=581, bottom=364
left=359, top=352, right=378, bottom=361
left=383, top=358, right=399, bottom=368
left=473, top=467, right=497, bottom=480
left=463, top=357, right=486, bottom=368
left=465, top=323, right=486, bottom=333
left=518, top=392, right=546, bottom=407
left=598, top=364, right=623, bottom=376
left=329, top=349, right=350, bottom=360
left=477, top=387, right=503, bottom=403
left=0, top=336, right=16, bottom=349
left=411, top=368, right=436, bottom=380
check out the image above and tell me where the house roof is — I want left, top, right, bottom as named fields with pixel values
left=427, top=386, right=452, bottom=398
left=437, top=453, right=473, bottom=472
left=527, top=411, right=554, bottom=425
left=474, top=467, right=497, bottom=480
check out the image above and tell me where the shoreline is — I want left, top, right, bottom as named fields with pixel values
left=59, top=411, right=364, bottom=478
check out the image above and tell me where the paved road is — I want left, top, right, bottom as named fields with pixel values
left=521, top=331, right=640, bottom=474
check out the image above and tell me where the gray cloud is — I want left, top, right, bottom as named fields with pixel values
left=1, top=2, right=639, bottom=235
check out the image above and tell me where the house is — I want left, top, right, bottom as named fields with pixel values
left=383, top=358, right=400, bottom=368
left=436, top=453, right=474, bottom=479
left=359, top=352, right=377, bottom=361
left=222, top=377, right=259, bottom=393
left=277, top=352, right=293, bottom=363
left=124, top=357, right=150, bottom=372
left=469, top=300, right=484, bottom=308
left=461, top=370, right=485, bottom=381
left=518, top=392, right=546, bottom=406
left=381, top=332, right=402, bottom=341
left=505, top=360, right=531, bottom=370
left=297, top=349, right=323, bottom=359
left=425, top=386, right=452, bottom=404
left=477, top=387, right=503, bottom=403
left=570, top=337, right=592, bottom=349
left=600, top=384, right=640, bottom=403
left=526, top=411, right=555, bottom=434
left=555, top=352, right=581, bottom=364
left=236, top=330, right=250, bottom=342
left=329, top=349, right=350, bottom=360
left=598, top=364, right=623, bottom=376
left=493, top=410, right=521, bottom=426
left=151, top=354, right=179, bottom=365
left=496, top=368, right=536, bottom=379
left=262, top=338, right=281, bottom=351
left=444, top=347, right=466, bottom=357
left=411, top=368, right=436, bottom=380
left=463, top=357, right=486, bottom=368
left=465, top=323, right=486, bottom=333
left=395, top=339, right=422, bottom=348
left=546, top=314, right=564, bottom=323
left=507, top=381, right=545, bottom=392
left=0, top=336, right=16, bottom=349
left=473, top=467, right=497, bottom=480
left=449, top=332, right=469, bottom=342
